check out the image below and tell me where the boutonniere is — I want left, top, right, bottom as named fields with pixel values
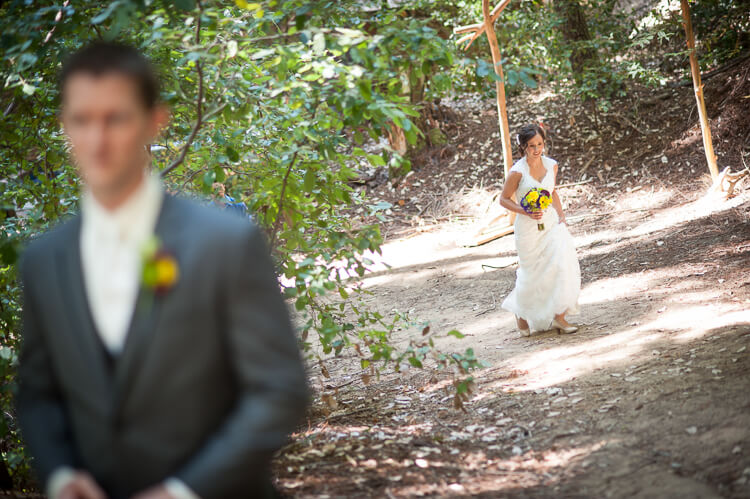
left=140, top=235, right=179, bottom=296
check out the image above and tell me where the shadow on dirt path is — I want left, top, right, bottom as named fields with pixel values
left=274, top=185, right=750, bottom=498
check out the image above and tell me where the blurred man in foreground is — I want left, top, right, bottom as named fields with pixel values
left=16, top=41, right=309, bottom=499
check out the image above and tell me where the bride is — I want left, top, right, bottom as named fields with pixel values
left=499, top=124, right=581, bottom=337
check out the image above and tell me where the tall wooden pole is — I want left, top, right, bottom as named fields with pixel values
left=680, top=0, right=719, bottom=180
left=454, top=0, right=516, bottom=230
left=482, top=0, right=516, bottom=224
left=482, top=0, right=514, bottom=183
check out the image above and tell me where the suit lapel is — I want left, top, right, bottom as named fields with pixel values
left=57, top=217, right=113, bottom=397
left=112, top=194, right=184, bottom=412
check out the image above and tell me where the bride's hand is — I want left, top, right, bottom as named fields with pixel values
left=527, top=211, right=543, bottom=220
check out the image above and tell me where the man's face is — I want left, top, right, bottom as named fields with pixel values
left=61, top=72, right=164, bottom=193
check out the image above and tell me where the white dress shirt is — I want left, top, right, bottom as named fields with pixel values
left=80, top=170, right=164, bottom=353
left=46, top=171, right=200, bottom=499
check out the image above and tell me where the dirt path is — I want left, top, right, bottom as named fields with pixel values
left=273, top=186, right=750, bottom=498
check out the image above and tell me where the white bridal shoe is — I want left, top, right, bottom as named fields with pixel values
left=552, top=319, right=578, bottom=334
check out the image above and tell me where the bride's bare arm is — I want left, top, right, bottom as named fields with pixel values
left=500, top=171, right=538, bottom=218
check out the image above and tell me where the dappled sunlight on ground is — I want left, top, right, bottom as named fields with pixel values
left=356, top=182, right=746, bottom=293
left=299, top=182, right=748, bottom=370
left=484, top=328, right=662, bottom=392
left=615, top=188, right=674, bottom=212
left=282, top=178, right=750, bottom=498
left=595, top=187, right=746, bottom=242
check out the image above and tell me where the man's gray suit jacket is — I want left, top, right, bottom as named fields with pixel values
left=16, top=194, right=310, bottom=499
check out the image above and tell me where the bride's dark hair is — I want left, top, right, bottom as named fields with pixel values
left=516, top=123, right=546, bottom=156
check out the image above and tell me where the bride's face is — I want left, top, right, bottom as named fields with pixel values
left=525, top=134, right=544, bottom=159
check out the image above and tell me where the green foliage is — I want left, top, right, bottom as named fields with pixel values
left=640, top=0, right=750, bottom=75
left=689, top=0, right=750, bottom=66
left=542, top=0, right=749, bottom=106
left=406, top=0, right=552, bottom=97
left=4, top=0, right=742, bottom=488
left=425, top=0, right=747, bottom=108
left=541, top=2, right=663, bottom=107
left=413, top=0, right=657, bottom=103
left=0, top=0, right=480, bottom=488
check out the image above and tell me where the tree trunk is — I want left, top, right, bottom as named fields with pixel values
left=680, top=0, right=719, bottom=180
left=553, top=0, right=598, bottom=81
left=385, top=67, right=431, bottom=176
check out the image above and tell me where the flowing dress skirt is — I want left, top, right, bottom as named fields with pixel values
left=501, top=208, right=581, bottom=332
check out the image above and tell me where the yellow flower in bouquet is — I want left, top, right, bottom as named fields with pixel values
left=520, top=188, right=553, bottom=231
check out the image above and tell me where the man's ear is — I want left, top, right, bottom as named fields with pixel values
left=149, top=104, right=170, bottom=140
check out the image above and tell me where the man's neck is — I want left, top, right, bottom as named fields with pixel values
left=89, top=167, right=148, bottom=212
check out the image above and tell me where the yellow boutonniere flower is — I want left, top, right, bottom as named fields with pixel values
left=141, top=235, right=179, bottom=295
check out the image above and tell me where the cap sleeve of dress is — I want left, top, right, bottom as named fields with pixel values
left=509, top=159, right=525, bottom=174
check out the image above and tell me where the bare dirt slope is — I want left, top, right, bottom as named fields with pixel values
left=274, top=184, right=750, bottom=498
left=273, top=58, right=750, bottom=498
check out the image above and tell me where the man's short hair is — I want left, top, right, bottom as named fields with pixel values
left=59, top=41, right=160, bottom=109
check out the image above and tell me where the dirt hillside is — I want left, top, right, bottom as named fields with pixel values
left=272, top=58, right=750, bottom=498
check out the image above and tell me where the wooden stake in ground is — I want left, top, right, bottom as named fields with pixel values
left=454, top=0, right=518, bottom=244
left=680, top=0, right=719, bottom=181
left=454, top=0, right=514, bottom=185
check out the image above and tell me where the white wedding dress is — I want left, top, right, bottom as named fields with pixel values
left=501, top=155, right=581, bottom=332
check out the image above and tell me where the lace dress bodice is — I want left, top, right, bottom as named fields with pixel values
left=511, top=155, right=556, bottom=199
left=510, top=155, right=559, bottom=229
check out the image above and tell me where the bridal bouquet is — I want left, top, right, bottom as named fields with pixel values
left=520, top=188, right=552, bottom=231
